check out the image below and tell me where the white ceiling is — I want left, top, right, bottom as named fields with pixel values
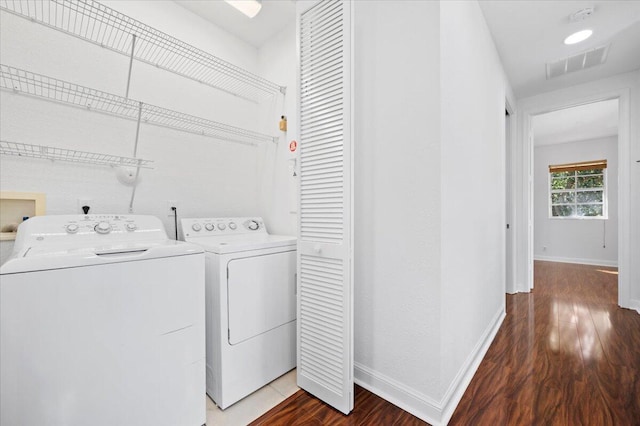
left=176, top=1, right=640, bottom=98
left=532, top=99, right=618, bottom=146
left=173, top=0, right=296, bottom=49
left=479, top=1, right=640, bottom=99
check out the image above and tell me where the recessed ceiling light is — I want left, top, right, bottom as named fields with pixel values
left=224, top=0, right=262, bottom=19
left=564, top=29, right=593, bottom=45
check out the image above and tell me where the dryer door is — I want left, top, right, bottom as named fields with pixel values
left=227, top=250, right=297, bottom=345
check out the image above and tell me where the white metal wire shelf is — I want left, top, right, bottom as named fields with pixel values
left=0, top=0, right=285, bottom=102
left=0, top=140, right=154, bottom=168
left=0, top=64, right=277, bottom=145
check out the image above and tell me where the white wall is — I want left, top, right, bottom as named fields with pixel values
left=353, top=1, right=513, bottom=424
left=439, top=0, right=510, bottom=421
left=294, top=0, right=445, bottom=416
left=534, top=137, right=618, bottom=266
left=634, top=70, right=640, bottom=311
left=256, top=23, right=298, bottom=237
left=0, top=2, right=293, bottom=264
left=353, top=0, right=442, bottom=409
left=515, top=70, right=639, bottom=312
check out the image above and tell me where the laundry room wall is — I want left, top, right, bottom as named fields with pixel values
left=256, top=22, right=298, bottom=237
left=534, top=136, right=619, bottom=266
left=0, top=1, right=284, bottom=264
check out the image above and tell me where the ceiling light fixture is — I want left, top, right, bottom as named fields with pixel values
left=564, top=29, right=593, bottom=45
left=224, top=0, right=262, bottom=19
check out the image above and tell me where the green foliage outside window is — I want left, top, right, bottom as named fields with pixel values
left=549, top=167, right=605, bottom=218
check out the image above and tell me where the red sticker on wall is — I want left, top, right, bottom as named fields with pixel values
left=289, top=140, right=298, bottom=152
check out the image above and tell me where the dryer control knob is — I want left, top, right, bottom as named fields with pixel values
left=247, top=220, right=259, bottom=231
left=228, top=222, right=237, bottom=230
left=65, top=223, right=79, bottom=234
left=95, top=222, right=112, bottom=234
left=192, top=223, right=202, bottom=232
left=218, top=223, right=227, bottom=230
left=205, top=223, right=214, bottom=231
left=125, top=223, right=137, bottom=232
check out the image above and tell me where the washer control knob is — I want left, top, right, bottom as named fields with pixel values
left=228, top=222, right=237, bottom=230
left=218, top=223, right=227, bottom=231
left=247, top=220, right=259, bottom=231
left=65, top=223, right=79, bottom=234
left=205, top=223, right=214, bottom=231
left=125, top=223, right=137, bottom=232
left=192, top=223, right=202, bottom=232
left=95, top=222, right=112, bottom=234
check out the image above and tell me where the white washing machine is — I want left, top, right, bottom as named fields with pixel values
left=181, top=217, right=296, bottom=409
left=0, top=215, right=206, bottom=426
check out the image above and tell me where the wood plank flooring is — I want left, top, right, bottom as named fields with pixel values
left=250, top=261, right=640, bottom=425
left=451, top=261, right=639, bottom=425
left=249, top=384, right=427, bottom=426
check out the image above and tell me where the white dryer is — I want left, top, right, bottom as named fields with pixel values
left=181, top=217, right=296, bottom=409
left=0, top=215, right=206, bottom=426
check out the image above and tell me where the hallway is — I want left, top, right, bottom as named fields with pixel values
left=450, top=261, right=640, bottom=424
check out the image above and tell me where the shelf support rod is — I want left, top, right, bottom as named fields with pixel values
left=125, top=34, right=137, bottom=99
left=133, top=101, right=143, bottom=157
left=128, top=102, right=144, bottom=213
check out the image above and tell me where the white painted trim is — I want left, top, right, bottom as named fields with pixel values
left=505, top=108, right=517, bottom=294
left=628, top=299, right=640, bottom=315
left=534, top=255, right=617, bottom=268
left=438, top=308, right=505, bottom=425
left=354, top=307, right=505, bottom=426
left=354, top=363, right=442, bottom=426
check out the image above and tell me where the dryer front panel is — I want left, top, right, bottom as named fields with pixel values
left=227, top=250, right=296, bottom=345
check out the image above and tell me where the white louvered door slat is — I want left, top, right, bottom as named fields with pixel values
left=296, top=0, right=353, bottom=415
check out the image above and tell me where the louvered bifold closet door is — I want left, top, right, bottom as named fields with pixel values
left=296, top=0, right=353, bottom=415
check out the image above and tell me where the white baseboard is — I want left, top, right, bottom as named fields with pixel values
left=354, top=307, right=505, bottom=426
left=628, top=299, right=640, bottom=315
left=438, top=308, right=505, bottom=424
left=534, top=255, right=618, bottom=267
left=509, top=282, right=531, bottom=294
left=354, top=363, right=442, bottom=426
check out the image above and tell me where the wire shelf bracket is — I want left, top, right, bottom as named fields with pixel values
left=0, top=0, right=286, bottom=102
left=0, top=64, right=278, bottom=146
left=0, top=140, right=154, bottom=169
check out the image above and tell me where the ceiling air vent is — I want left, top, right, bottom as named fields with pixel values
left=546, top=44, right=610, bottom=79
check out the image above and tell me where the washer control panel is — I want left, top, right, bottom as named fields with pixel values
left=181, top=217, right=265, bottom=238
left=60, top=215, right=142, bottom=235
left=11, top=214, right=169, bottom=250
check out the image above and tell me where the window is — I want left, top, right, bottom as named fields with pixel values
left=549, top=159, right=607, bottom=219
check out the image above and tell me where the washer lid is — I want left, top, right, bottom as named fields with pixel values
left=186, top=234, right=296, bottom=254
left=0, top=240, right=203, bottom=274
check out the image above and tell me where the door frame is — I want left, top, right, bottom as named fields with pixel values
left=505, top=98, right=516, bottom=294
left=515, top=86, right=631, bottom=308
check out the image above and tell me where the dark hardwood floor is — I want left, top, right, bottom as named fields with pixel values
left=251, top=261, right=640, bottom=425
left=249, top=384, right=427, bottom=426
left=450, top=261, right=639, bottom=425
